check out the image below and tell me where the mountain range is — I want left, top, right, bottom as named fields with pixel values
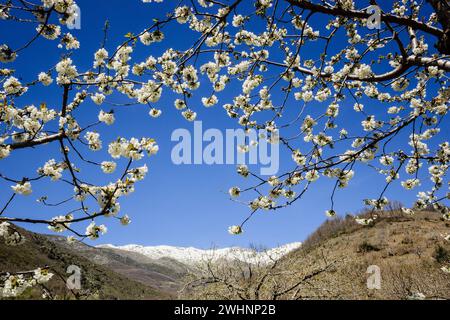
left=97, top=242, right=303, bottom=266
left=1, top=210, right=449, bottom=299
left=0, top=224, right=300, bottom=299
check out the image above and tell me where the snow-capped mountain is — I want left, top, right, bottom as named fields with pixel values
left=97, top=242, right=302, bottom=265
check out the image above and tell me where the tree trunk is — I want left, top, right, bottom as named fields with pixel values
left=427, top=0, right=450, bottom=54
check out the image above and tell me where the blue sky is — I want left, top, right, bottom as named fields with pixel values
left=1, top=0, right=447, bottom=249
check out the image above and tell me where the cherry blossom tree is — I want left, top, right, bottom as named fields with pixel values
left=0, top=0, right=448, bottom=297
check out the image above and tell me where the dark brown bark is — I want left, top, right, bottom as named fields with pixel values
left=9, top=133, right=64, bottom=150
left=286, top=0, right=449, bottom=54
left=427, top=0, right=450, bottom=54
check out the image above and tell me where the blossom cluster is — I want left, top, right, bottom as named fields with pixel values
left=0, top=268, right=53, bottom=298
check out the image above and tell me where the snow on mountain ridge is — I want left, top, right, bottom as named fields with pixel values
left=97, top=243, right=302, bottom=265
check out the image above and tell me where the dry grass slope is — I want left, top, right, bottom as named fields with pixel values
left=181, top=210, right=450, bottom=300
left=279, top=210, right=450, bottom=299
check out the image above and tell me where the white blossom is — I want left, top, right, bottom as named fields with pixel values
left=11, top=181, right=32, bottom=195
left=228, top=225, right=243, bottom=235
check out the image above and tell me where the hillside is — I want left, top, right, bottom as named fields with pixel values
left=279, top=210, right=450, bottom=299
left=2, top=210, right=449, bottom=300
left=1, top=226, right=301, bottom=300
left=0, top=226, right=172, bottom=300
left=181, top=210, right=450, bottom=300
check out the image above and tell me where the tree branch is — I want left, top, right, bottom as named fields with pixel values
left=427, top=0, right=450, bottom=54
left=285, top=0, right=444, bottom=47
left=8, top=133, right=64, bottom=150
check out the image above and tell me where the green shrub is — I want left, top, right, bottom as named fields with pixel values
left=358, top=242, right=381, bottom=253
left=433, top=246, right=450, bottom=264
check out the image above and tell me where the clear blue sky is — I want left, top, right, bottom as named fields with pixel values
left=1, top=0, right=447, bottom=249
